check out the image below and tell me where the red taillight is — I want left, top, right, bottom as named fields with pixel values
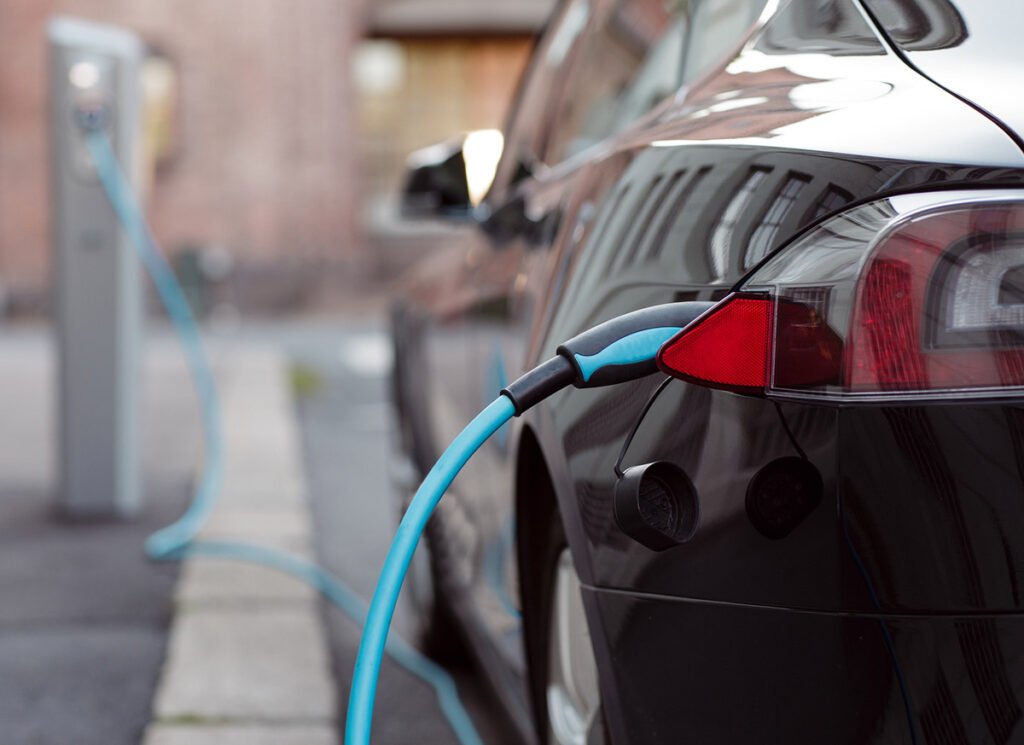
left=659, top=193, right=1024, bottom=400
left=849, top=256, right=927, bottom=391
left=657, top=294, right=843, bottom=394
left=657, top=294, right=771, bottom=393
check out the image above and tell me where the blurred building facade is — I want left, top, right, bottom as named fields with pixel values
left=1, top=0, right=367, bottom=314
left=356, top=0, right=552, bottom=276
left=0, top=0, right=549, bottom=315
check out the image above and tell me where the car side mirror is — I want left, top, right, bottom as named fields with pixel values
left=400, top=130, right=503, bottom=222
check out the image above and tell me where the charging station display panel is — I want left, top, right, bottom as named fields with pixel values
left=49, top=17, right=144, bottom=518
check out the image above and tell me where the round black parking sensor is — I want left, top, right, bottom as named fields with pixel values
left=745, top=456, right=822, bottom=540
left=613, top=461, right=699, bottom=551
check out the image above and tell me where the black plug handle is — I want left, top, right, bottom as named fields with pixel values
left=556, top=302, right=713, bottom=388
left=502, top=301, right=713, bottom=414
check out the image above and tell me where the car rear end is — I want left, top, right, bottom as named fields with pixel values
left=527, top=1, right=1024, bottom=741
left=647, top=188, right=1024, bottom=743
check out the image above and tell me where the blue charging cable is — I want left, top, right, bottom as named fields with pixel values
left=85, top=129, right=486, bottom=745
left=346, top=395, right=514, bottom=745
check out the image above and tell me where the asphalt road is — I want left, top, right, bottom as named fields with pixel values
left=0, top=484, right=188, bottom=745
left=0, top=336, right=195, bottom=745
left=279, top=319, right=519, bottom=745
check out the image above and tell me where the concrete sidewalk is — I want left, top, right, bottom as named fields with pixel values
left=143, top=345, right=338, bottom=744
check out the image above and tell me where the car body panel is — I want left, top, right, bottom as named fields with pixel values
left=528, top=0, right=1024, bottom=606
left=589, top=586, right=1024, bottom=745
left=861, top=0, right=1024, bottom=148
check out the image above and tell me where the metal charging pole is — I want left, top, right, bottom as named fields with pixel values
left=48, top=17, right=144, bottom=519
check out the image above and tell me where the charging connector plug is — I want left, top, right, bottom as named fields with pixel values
left=73, top=100, right=110, bottom=133
left=501, top=301, right=713, bottom=414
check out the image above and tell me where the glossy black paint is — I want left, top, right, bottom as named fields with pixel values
left=861, top=0, right=1024, bottom=148
left=840, top=405, right=1024, bottom=614
left=390, top=0, right=1024, bottom=742
left=589, top=586, right=1024, bottom=744
left=563, top=396, right=1024, bottom=614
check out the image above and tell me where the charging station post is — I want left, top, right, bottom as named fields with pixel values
left=49, top=17, right=144, bottom=519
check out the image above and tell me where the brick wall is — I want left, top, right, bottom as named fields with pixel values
left=0, top=0, right=363, bottom=313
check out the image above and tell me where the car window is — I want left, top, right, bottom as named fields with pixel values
left=542, top=0, right=692, bottom=166
left=682, top=0, right=768, bottom=84
left=491, top=0, right=768, bottom=195
left=487, top=0, right=592, bottom=201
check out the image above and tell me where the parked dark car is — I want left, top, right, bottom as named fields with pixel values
left=390, top=0, right=1024, bottom=743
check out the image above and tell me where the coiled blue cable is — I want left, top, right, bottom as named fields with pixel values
left=86, top=129, right=490, bottom=745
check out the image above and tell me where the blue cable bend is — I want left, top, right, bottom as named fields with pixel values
left=85, top=130, right=224, bottom=559
left=346, top=394, right=516, bottom=745
left=85, top=129, right=489, bottom=745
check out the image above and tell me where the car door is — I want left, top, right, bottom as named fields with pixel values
left=407, top=1, right=600, bottom=734
left=444, top=0, right=697, bottom=731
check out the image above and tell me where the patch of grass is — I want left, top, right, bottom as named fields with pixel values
left=158, top=714, right=228, bottom=726
left=289, top=362, right=325, bottom=398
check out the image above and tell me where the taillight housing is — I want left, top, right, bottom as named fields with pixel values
left=658, top=190, right=1024, bottom=401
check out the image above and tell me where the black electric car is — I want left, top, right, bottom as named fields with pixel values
left=390, top=0, right=1024, bottom=742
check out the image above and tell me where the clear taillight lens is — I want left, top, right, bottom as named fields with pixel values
left=659, top=191, right=1024, bottom=400
left=847, top=205, right=1024, bottom=393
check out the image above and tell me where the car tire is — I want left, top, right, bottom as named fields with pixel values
left=416, top=512, right=471, bottom=666
left=390, top=303, right=469, bottom=665
left=393, top=469, right=469, bottom=666
left=535, top=513, right=604, bottom=745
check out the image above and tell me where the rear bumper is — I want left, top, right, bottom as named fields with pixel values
left=589, top=585, right=1024, bottom=745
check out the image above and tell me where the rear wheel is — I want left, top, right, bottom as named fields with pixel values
left=390, top=304, right=468, bottom=664
left=519, top=435, right=606, bottom=744
left=545, top=547, right=602, bottom=745
left=397, top=487, right=470, bottom=665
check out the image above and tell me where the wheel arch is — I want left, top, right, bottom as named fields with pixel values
left=514, top=418, right=620, bottom=744
left=514, top=423, right=561, bottom=740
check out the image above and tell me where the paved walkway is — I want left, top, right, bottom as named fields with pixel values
left=143, top=345, right=338, bottom=744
